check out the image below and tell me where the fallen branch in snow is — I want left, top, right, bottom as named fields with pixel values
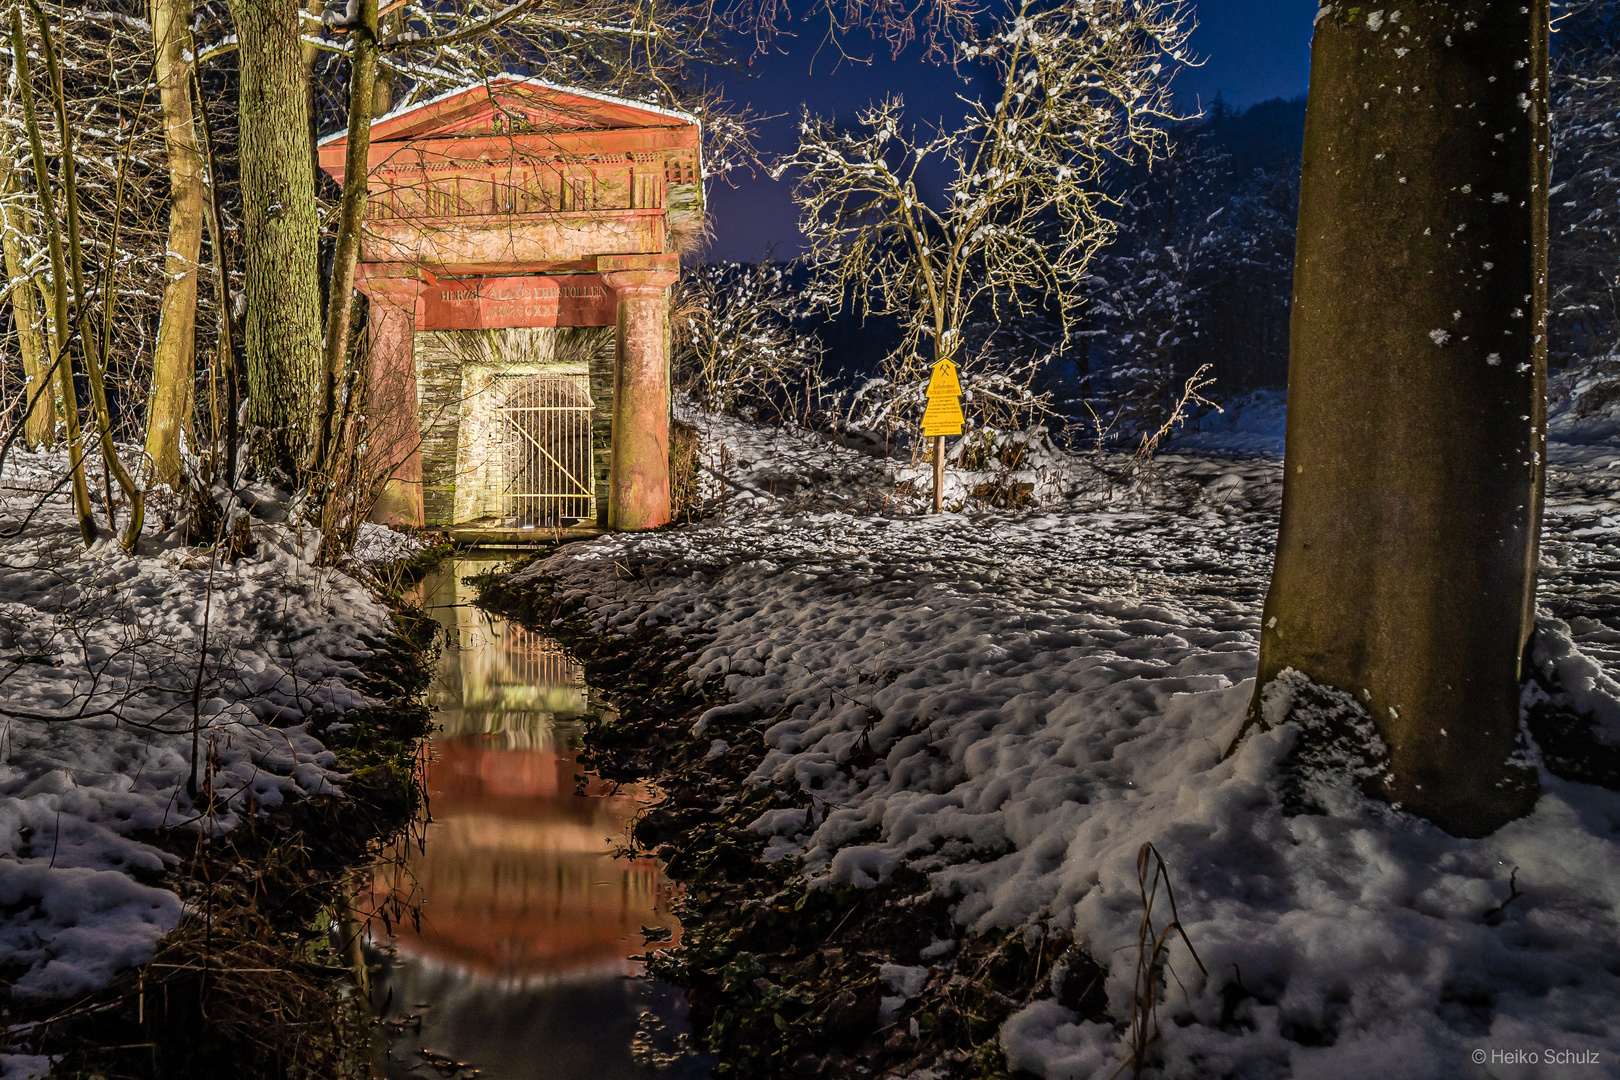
left=1482, top=866, right=1525, bottom=927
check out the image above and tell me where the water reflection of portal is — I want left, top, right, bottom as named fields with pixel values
left=424, top=556, right=590, bottom=740
left=360, top=556, right=678, bottom=986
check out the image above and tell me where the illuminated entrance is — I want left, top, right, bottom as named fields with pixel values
left=318, top=76, right=702, bottom=533
left=496, top=373, right=596, bottom=528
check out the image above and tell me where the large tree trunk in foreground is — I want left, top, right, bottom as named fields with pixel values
left=0, top=131, right=53, bottom=450
left=227, top=0, right=323, bottom=476
left=1254, top=0, right=1549, bottom=837
left=145, top=0, right=206, bottom=487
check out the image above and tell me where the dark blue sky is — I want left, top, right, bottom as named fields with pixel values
left=703, top=0, right=1316, bottom=262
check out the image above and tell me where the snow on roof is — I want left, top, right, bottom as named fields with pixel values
left=317, top=73, right=700, bottom=146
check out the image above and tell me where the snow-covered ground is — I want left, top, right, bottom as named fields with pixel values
left=508, top=409, right=1620, bottom=1079
left=1550, top=356, right=1620, bottom=446
left=0, top=448, right=401, bottom=1037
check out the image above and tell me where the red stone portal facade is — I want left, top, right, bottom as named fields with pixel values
left=318, top=76, right=699, bottom=531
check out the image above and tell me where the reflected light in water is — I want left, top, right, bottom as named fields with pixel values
left=359, top=557, right=680, bottom=987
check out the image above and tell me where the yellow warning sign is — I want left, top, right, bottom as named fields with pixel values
left=926, top=359, right=959, bottom=433
left=921, top=358, right=964, bottom=437
left=925, top=358, right=961, bottom=399
left=922, top=396, right=965, bottom=436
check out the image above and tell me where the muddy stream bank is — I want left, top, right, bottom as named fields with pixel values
left=472, top=555, right=1086, bottom=1080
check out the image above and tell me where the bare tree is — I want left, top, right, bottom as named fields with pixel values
left=0, top=0, right=188, bottom=536
left=0, top=80, right=52, bottom=451
left=22, top=0, right=147, bottom=550
left=35, top=1, right=174, bottom=444
left=10, top=2, right=94, bottom=544
left=726, top=0, right=980, bottom=63
left=776, top=0, right=1192, bottom=435
left=307, top=0, right=379, bottom=478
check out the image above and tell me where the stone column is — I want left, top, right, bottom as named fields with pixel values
left=355, top=264, right=428, bottom=527
left=599, top=254, right=679, bottom=531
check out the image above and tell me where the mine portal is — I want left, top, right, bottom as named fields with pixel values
left=318, top=75, right=701, bottom=535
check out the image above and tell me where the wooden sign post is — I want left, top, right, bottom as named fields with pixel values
left=920, top=358, right=964, bottom=514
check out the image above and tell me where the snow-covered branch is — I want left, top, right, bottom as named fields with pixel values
left=777, top=0, right=1193, bottom=437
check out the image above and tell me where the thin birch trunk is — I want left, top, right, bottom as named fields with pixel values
left=29, top=0, right=145, bottom=551
left=191, top=63, right=240, bottom=487
left=145, top=0, right=206, bottom=488
left=0, top=114, right=52, bottom=449
left=10, top=2, right=93, bottom=545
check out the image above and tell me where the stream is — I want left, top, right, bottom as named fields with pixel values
left=358, top=554, right=710, bottom=1079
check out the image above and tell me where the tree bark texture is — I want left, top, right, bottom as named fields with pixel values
left=310, top=0, right=378, bottom=475
left=227, top=0, right=324, bottom=475
left=1255, top=1, right=1549, bottom=837
left=0, top=127, right=53, bottom=449
left=145, top=0, right=205, bottom=487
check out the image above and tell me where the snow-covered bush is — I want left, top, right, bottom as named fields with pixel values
left=1550, top=26, right=1620, bottom=366
left=673, top=260, right=825, bottom=421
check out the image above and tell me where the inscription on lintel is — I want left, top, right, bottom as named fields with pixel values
left=418, top=274, right=618, bottom=330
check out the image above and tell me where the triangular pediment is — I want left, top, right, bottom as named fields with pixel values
left=323, top=76, right=697, bottom=148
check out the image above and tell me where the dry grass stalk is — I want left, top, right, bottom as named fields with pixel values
left=669, top=418, right=703, bottom=522
left=1130, top=363, right=1220, bottom=469
left=1119, top=841, right=1207, bottom=1079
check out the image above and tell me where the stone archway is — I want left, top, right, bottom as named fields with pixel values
left=318, top=76, right=700, bottom=533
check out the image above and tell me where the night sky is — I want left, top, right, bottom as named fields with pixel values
left=703, top=0, right=1316, bottom=262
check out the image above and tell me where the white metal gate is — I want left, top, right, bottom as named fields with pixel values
left=496, top=375, right=594, bottom=527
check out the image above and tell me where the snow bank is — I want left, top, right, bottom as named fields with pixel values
left=505, top=414, right=1620, bottom=1077
left=0, top=1056, right=53, bottom=1080
left=350, top=520, right=426, bottom=568
left=1172, top=388, right=1287, bottom=457
left=680, top=406, right=1104, bottom=516
left=0, top=447, right=395, bottom=1002
left=1550, top=355, right=1620, bottom=445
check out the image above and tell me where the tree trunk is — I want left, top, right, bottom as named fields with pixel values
left=10, top=4, right=93, bottom=544
left=227, top=0, right=323, bottom=476
left=1253, top=1, right=1549, bottom=837
left=189, top=59, right=241, bottom=486
left=145, top=0, right=205, bottom=487
left=31, top=0, right=144, bottom=550
left=0, top=120, right=52, bottom=449
left=309, top=0, right=378, bottom=476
